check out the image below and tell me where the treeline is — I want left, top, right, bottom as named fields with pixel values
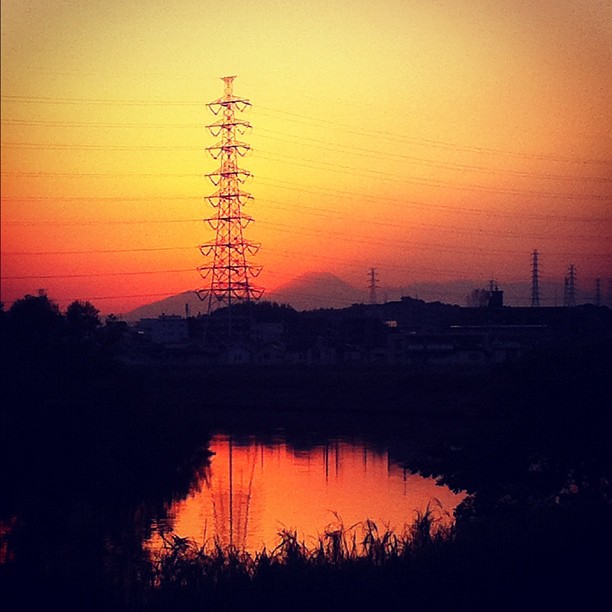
left=0, top=295, right=214, bottom=610
left=1, top=292, right=213, bottom=499
left=1, top=294, right=135, bottom=501
left=1, top=293, right=126, bottom=380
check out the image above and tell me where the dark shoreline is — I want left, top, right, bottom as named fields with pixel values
left=130, top=361, right=500, bottom=413
left=2, top=334, right=611, bottom=611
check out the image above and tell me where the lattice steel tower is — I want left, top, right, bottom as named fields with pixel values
left=368, top=268, right=379, bottom=305
left=531, top=249, right=540, bottom=307
left=196, top=76, right=263, bottom=331
left=564, top=264, right=576, bottom=307
left=594, top=277, right=602, bottom=306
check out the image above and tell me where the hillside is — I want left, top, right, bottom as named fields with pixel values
left=122, top=272, right=367, bottom=320
left=267, top=271, right=366, bottom=311
left=121, top=274, right=594, bottom=320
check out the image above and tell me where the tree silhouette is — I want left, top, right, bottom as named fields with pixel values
left=66, top=300, right=101, bottom=338
left=7, top=293, right=63, bottom=346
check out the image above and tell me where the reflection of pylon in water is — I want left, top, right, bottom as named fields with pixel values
left=196, top=76, right=263, bottom=341
left=207, top=435, right=257, bottom=549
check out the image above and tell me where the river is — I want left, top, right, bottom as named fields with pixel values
left=148, top=430, right=466, bottom=553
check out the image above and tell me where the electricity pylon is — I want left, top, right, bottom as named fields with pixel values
left=196, top=76, right=263, bottom=339
left=564, top=264, right=576, bottom=307
left=594, top=277, right=601, bottom=306
left=531, top=249, right=540, bottom=307
left=368, top=268, right=379, bottom=305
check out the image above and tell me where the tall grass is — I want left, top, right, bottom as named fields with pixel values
left=141, top=493, right=611, bottom=612
left=151, top=501, right=451, bottom=574
left=143, top=504, right=453, bottom=611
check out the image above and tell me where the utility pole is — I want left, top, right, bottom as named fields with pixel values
left=531, top=249, right=540, bottom=307
left=196, top=76, right=263, bottom=342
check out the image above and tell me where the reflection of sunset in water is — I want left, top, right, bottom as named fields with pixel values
left=150, top=434, right=466, bottom=553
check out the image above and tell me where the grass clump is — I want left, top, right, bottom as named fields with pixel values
left=139, top=493, right=610, bottom=612
left=143, top=505, right=453, bottom=611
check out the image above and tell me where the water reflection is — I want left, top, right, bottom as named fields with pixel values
left=150, top=433, right=466, bottom=552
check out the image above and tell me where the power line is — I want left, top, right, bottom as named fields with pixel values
left=262, top=199, right=605, bottom=242
left=0, top=195, right=201, bottom=203
left=254, top=130, right=612, bottom=183
left=4, top=213, right=608, bottom=261
left=2, top=191, right=607, bottom=224
left=1, top=119, right=202, bottom=128
left=2, top=163, right=608, bottom=199
left=2, top=268, right=194, bottom=280
left=1, top=292, right=184, bottom=306
left=256, top=104, right=612, bottom=166
left=256, top=151, right=610, bottom=200
left=4, top=132, right=611, bottom=183
left=1, top=95, right=201, bottom=106
left=3, top=219, right=201, bottom=227
left=258, top=219, right=611, bottom=257
left=2, top=142, right=201, bottom=151
left=2, top=202, right=604, bottom=241
left=1, top=171, right=199, bottom=178
left=0, top=272, right=598, bottom=311
left=256, top=177, right=610, bottom=223
left=1, top=225, right=610, bottom=261
left=3, top=93, right=610, bottom=165
left=2, top=246, right=195, bottom=255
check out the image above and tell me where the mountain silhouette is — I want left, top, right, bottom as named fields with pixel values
left=122, top=273, right=366, bottom=320
left=122, top=291, right=204, bottom=321
left=121, top=275, right=591, bottom=320
left=267, top=271, right=366, bottom=311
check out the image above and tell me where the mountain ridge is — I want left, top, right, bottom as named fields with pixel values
left=122, top=272, right=365, bottom=320
left=120, top=272, right=587, bottom=320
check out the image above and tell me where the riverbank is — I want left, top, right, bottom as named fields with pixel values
left=2, top=333, right=610, bottom=611
left=128, top=361, right=500, bottom=415
left=143, top=500, right=610, bottom=612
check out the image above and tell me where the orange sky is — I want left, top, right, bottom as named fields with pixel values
left=1, top=0, right=611, bottom=314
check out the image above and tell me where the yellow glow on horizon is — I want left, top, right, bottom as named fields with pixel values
left=2, top=0, right=611, bottom=313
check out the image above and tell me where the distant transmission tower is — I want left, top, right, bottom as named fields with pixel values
left=594, top=277, right=602, bottom=306
left=368, top=268, right=379, bottom=304
left=563, top=264, right=576, bottom=307
left=196, top=76, right=263, bottom=337
left=531, top=249, right=540, bottom=307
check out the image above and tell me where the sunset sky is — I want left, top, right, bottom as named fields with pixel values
left=2, top=0, right=611, bottom=314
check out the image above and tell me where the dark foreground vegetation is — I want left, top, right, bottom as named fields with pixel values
left=1, top=295, right=611, bottom=611
left=143, top=492, right=610, bottom=612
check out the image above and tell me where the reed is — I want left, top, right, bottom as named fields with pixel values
left=4, top=499, right=607, bottom=612
left=143, top=506, right=453, bottom=610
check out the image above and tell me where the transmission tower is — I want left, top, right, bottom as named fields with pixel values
left=531, top=249, right=540, bottom=307
left=368, top=268, right=379, bottom=304
left=196, top=76, right=263, bottom=338
left=594, top=277, right=602, bottom=306
left=563, top=264, right=576, bottom=307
